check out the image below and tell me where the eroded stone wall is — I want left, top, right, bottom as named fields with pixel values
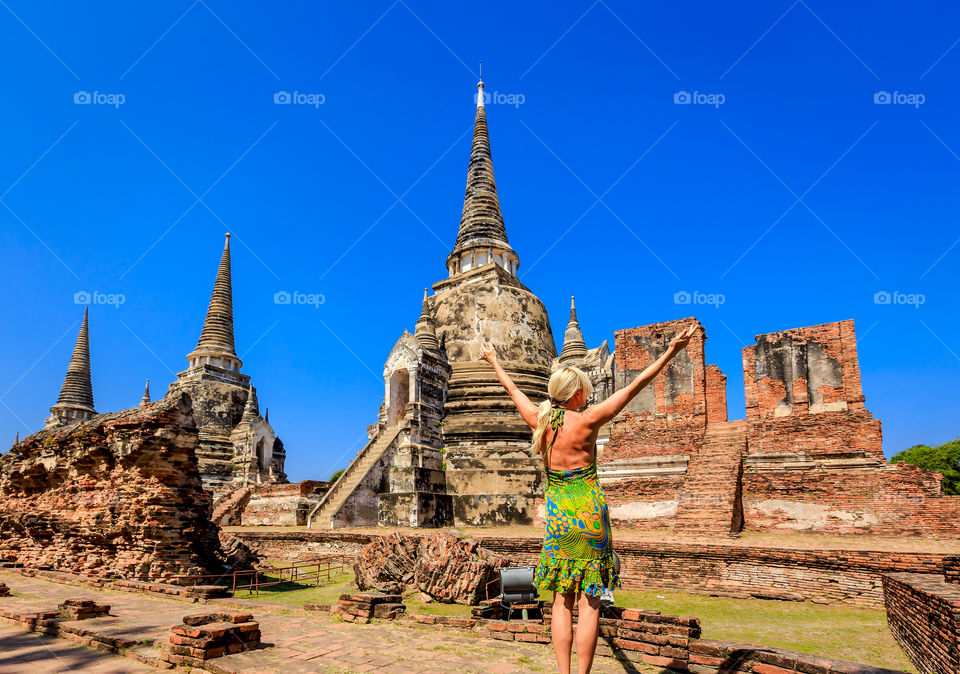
left=743, top=463, right=960, bottom=536
left=883, top=572, right=960, bottom=673
left=0, top=394, right=226, bottom=579
left=743, top=319, right=883, bottom=460
left=240, top=481, right=327, bottom=527
left=606, top=319, right=718, bottom=461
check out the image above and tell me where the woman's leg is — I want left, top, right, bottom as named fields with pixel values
left=551, top=591, right=576, bottom=674
left=574, top=592, right=602, bottom=674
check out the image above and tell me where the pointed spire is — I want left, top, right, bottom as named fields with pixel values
left=415, top=288, right=440, bottom=351
left=47, top=308, right=97, bottom=426
left=139, top=379, right=151, bottom=407
left=450, top=78, right=514, bottom=258
left=187, top=234, right=242, bottom=372
left=240, top=385, right=261, bottom=426
left=559, top=296, right=589, bottom=363
left=14, top=432, right=19, bottom=445
left=264, top=408, right=269, bottom=424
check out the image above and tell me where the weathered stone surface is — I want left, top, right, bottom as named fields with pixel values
left=413, top=531, right=509, bottom=604
left=353, top=532, right=419, bottom=594
left=882, top=572, right=960, bottom=674
left=353, top=531, right=508, bottom=604
left=0, top=394, right=230, bottom=580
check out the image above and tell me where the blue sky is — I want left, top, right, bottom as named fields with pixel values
left=1, top=1, right=957, bottom=481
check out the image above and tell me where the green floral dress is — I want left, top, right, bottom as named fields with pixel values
left=533, top=408, right=621, bottom=598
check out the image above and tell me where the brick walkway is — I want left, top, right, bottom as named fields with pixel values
left=0, top=624, right=155, bottom=673
left=0, top=572, right=657, bottom=673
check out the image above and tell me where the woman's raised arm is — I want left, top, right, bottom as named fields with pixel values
left=480, top=342, right=540, bottom=429
left=583, top=322, right=698, bottom=428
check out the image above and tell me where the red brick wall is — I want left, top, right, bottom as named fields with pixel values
left=477, top=536, right=947, bottom=607
left=602, top=477, right=683, bottom=529
left=704, top=364, right=727, bottom=425
left=883, top=572, right=960, bottom=673
left=743, top=463, right=960, bottom=536
left=606, top=319, right=713, bottom=460
left=743, top=319, right=883, bottom=460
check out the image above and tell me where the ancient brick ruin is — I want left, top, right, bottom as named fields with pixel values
left=39, top=235, right=287, bottom=496
left=165, top=234, right=287, bottom=491
left=308, top=78, right=557, bottom=529
left=0, top=393, right=231, bottom=579
left=883, top=555, right=960, bottom=673
left=304, top=79, right=960, bottom=542
left=594, top=318, right=960, bottom=537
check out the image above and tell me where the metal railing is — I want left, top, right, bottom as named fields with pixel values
left=169, top=556, right=349, bottom=595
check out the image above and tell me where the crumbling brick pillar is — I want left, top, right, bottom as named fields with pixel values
left=59, top=599, right=109, bottom=619
left=333, top=592, right=406, bottom=623
left=165, top=611, right=260, bottom=667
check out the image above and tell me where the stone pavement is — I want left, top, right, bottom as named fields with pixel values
left=0, top=572, right=657, bottom=673
left=0, top=623, right=155, bottom=673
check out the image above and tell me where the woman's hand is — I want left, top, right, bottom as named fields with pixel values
left=668, top=323, right=698, bottom=354
left=480, top=340, right=499, bottom=365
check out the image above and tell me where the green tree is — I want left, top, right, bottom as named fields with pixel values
left=890, top=440, right=960, bottom=495
left=329, top=468, right=345, bottom=482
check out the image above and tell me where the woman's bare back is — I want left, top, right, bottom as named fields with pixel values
left=541, top=410, right=599, bottom=471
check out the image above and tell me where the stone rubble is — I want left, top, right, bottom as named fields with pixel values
left=353, top=531, right=509, bottom=604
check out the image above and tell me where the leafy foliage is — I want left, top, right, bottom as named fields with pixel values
left=890, top=440, right=960, bottom=495
left=330, top=468, right=345, bottom=482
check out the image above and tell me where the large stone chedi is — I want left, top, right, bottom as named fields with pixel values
left=309, top=80, right=556, bottom=529
left=430, top=79, right=557, bottom=524
left=165, top=234, right=287, bottom=491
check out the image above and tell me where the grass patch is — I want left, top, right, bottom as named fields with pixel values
left=613, top=589, right=915, bottom=673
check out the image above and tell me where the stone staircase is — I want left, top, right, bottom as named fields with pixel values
left=210, top=486, right=253, bottom=527
left=308, top=426, right=402, bottom=529
left=673, top=420, right=747, bottom=536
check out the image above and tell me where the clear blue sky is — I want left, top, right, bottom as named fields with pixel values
left=1, top=1, right=957, bottom=481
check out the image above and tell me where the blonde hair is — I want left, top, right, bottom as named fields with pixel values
left=531, top=366, right=593, bottom=463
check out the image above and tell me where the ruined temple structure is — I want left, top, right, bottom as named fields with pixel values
left=0, top=393, right=230, bottom=579
left=164, top=234, right=287, bottom=491
left=594, top=318, right=960, bottom=537
left=303, top=82, right=959, bottom=537
left=308, top=79, right=559, bottom=528
left=36, top=236, right=287, bottom=494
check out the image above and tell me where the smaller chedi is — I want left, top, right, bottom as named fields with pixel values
left=39, top=233, right=287, bottom=492
left=164, top=234, right=287, bottom=491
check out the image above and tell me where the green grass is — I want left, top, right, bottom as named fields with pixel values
left=232, top=565, right=913, bottom=672
left=613, top=589, right=915, bottom=673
